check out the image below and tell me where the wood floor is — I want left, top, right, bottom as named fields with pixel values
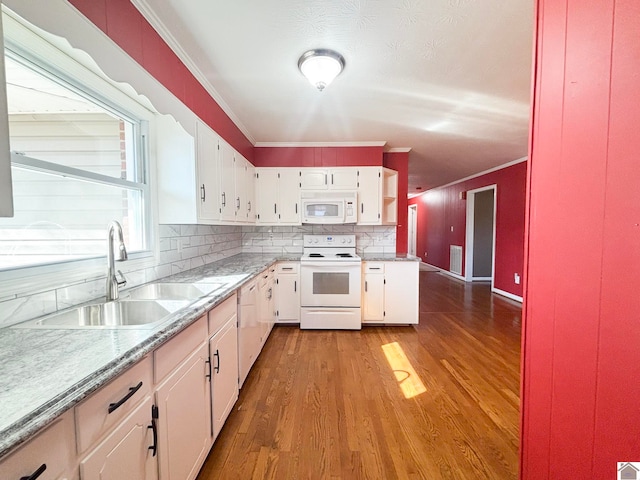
left=197, top=271, right=522, bottom=480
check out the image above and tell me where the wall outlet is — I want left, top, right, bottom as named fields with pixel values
left=450, top=226, right=454, bottom=232
left=514, top=273, right=521, bottom=285
left=424, top=251, right=428, bottom=257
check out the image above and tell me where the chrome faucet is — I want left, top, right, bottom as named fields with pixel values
left=106, top=220, right=128, bottom=301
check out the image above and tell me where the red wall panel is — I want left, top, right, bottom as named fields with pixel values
left=68, top=0, right=254, bottom=162
left=253, top=146, right=383, bottom=167
left=521, top=0, right=640, bottom=478
left=409, top=161, right=526, bottom=297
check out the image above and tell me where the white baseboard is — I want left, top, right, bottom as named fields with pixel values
left=424, top=263, right=465, bottom=281
left=492, top=287, right=523, bottom=303
left=472, top=277, right=492, bottom=281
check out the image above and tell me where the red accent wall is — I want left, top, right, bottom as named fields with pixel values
left=384, top=152, right=409, bottom=254
left=67, top=0, right=254, bottom=161
left=521, top=0, right=640, bottom=478
left=253, top=146, right=383, bottom=167
left=408, top=161, right=526, bottom=297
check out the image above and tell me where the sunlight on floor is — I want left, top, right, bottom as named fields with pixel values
left=382, top=342, right=427, bottom=399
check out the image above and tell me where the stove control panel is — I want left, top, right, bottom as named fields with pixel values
left=303, top=234, right=355, bottom=247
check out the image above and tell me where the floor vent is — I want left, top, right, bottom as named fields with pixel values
left=450, top=245, right=463, bottom=275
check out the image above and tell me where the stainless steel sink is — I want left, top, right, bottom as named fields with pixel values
left=122, top=282, right=224, bottom=301
left=16, top=300, right=188, bottom=329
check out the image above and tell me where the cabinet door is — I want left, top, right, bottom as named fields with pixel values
left=255, top=168, right=279, bottom=224
left=383, top=262, right=419, bottom=324
left=80, top=397, right=157, bottom=480
left=218, top=139, right=236, bottom=221
left=357, top=167, right=382, bottom=224
left=363, top=272, right=385, bottom=322
left=278, top=169, right=301, bottom=224
left=209, top=318, right=239, bottom=439
left=155, top=342, right=211, bottom=480
left=276, top=274, right=300, bottom=323
left=330, top=168, right=358, bottom=190
left=238, top=279, right=260, bottom=387
left=195, top=121, right=220, bottom=222
left=300, top=168, right=328, bottom=189
left=245, top=161, right=256, bottom=222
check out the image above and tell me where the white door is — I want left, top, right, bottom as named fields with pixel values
left=255, top=168, right=279, bottom=224
left=363, top=272, right=385, bottom=322
left=357, top=167, right=381, bottom=224
left=196, top=121, right=220, bottom=221
left=300, top=168, right=328, bottom=189
left=218, top=140, right=236, bottom=221
left=80, top=398, right=157, bottom=480
left=278, top=169, right=301, bottom=224
left=155, top=343, right=211, bottom=480
left=408, top=205, right=417, bottom=256
left=210, top=318, right=239, bottom=440
left=330, top=168, right=358, bottom=190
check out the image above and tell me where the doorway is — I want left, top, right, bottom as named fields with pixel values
left=408, top=204, right=417, bottom=257
left=464, top=185, right=497, bottom=287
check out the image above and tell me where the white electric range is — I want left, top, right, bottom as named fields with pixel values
left=300, top=234, right=362, bottom=330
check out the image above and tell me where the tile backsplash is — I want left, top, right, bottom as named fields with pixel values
left=0, top=225, right=242, bottom=328
left=0, top=223, right=396, bottom=328
left=241, top=225, right=396, bottom=255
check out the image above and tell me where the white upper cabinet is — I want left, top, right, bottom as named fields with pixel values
left=357, top=167, right=398, bottom=225
left=300, top=168, right=358, bottom=190
left=195, top=120, right=221, bottom=223
left=157, top=118, right=255, bottom=225
left=0, top=21, right=13, bottom=218
left=218, top=139, right=236, bottom=222
left=255, top=168, right=301, bottom=225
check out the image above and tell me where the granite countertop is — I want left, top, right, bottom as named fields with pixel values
left=0, top=253, right=293, bottom=460
left=360, top=253, right=421, bottom=261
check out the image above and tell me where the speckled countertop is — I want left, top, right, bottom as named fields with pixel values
left=360, top=253, right=421, bottom=261
left=0, top=253, right=292, bottom=460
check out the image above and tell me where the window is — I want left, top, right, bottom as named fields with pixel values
left=0, top=41, right=150, bottom=271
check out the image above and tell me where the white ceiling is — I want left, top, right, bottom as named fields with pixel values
left=135, top=0, right=533, bottom=192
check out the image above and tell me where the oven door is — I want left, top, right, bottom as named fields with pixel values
left=300, top=261, right=361, bottom=307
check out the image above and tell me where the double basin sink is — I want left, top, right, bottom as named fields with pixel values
left=16, top=281, right=225, bottom=329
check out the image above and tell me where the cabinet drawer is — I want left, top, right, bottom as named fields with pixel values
left=0, top=411, right=75, bottom=480
left=258, top=268, right=271, bottom=289
left=208, top=293, right=237, bottom=336
left=276, top=262, right=299, bottom=274
left=364, top=262, right=385, bottom=273
left=75, top=355, right=152, bottom=454
left=154, top=315, right=207, bottom=384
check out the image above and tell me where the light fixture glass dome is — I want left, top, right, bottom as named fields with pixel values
left=298, top=49, right=345, bottom=91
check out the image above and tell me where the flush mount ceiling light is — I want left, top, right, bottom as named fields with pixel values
left=298, top=49, right=345, bottom=91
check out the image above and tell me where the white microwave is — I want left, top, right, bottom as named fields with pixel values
left=301, top=191, right=357, bottom=224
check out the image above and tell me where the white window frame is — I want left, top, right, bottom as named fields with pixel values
left=0, top=8, right=157, bottom=299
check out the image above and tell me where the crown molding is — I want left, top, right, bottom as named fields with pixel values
left=386, top=147, right=412, bottom=153
left=131, top=0, right=256, bottom=144
left=254, top=141, right=387, bottom=148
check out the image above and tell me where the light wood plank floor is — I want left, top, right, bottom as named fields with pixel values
left=197, top=271, right=521, bottom=479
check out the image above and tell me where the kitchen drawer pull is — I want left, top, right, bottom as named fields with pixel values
left=213, top=349, right=220, bottom=373
left=19, top=464, right=46, bottom=480
left=282, top=267, right=293, bottom=270
left=369, top=267, right=381, bottom=270
left=365, top=281, right=368, bottom=292
left=205, top=358, right=212, bottom=380
left=148, top=405, right=158, bottom=457
left=108, top=381, right=143, bottom=414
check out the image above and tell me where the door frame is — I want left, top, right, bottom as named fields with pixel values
left=464, top=185, right=497, bottom=288
left=407, top=204, right=418, bottom=257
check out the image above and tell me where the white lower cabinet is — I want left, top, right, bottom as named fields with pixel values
left=238, top=276, right=260, bottom=387
left=154, top=317, right=211, bottom=480
left=0, top=411, right=76, bottom=480
left=275, top=262, right=300, bottom=323
left=80, top=397, right=157, bottom=480
left=258, top=266, right=276, bottom=346
left=362, top=261, right=419, bottom=324
left=208, top=295, right=239, bottom=440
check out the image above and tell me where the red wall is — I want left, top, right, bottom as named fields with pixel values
left=254, top=146, right=383, bottom=167
left=521, top=0, right=640, bottom=478
left=384, top=152, right=409, bottom=254
left=67, top=0, right=254, bottom=161
left=408, top=161, right=526, bottom=297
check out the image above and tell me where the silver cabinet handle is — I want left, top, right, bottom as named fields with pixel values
left=222, top=192, right=226, bottom=206
left=365, top=281, right=368, bottom=292
left=200, top=184, right=206, bottom=202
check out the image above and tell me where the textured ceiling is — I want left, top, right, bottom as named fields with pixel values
left=134, top=0, right=533, bottom=192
